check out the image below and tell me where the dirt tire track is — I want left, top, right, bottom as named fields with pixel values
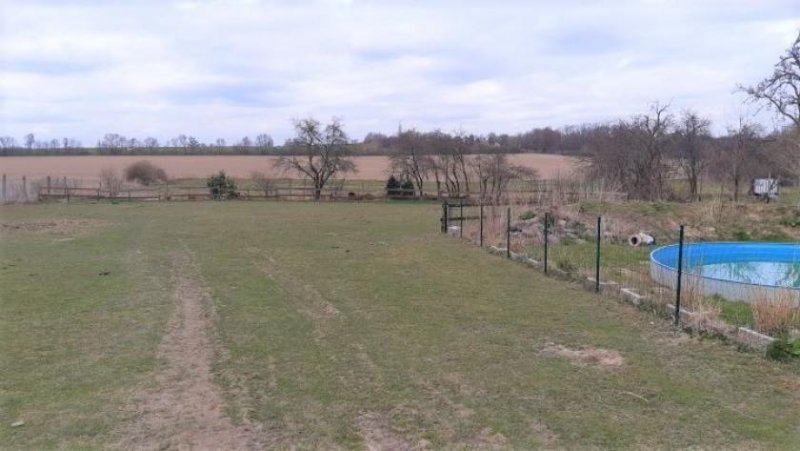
left=119, top=252, right=260, bottom=450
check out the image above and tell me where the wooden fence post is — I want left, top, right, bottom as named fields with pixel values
left=47, top=176, right=51, bottom=196
left=1, top=174, right=6, bottom=201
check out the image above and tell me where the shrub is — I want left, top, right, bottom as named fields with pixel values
left=99, top=168, right=123, bottom=197
left=251, top=171, right=276, bottom=196
left=519, top=210, right=536, bottom=221
left=124, top=160, right=167, bottom=185
left=386, top=175, right=401, bottom=196
left=207, top=171, right=238, bottom=200
left=766, top=337, right=800, bottom=362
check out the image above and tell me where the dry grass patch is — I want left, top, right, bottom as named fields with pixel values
left=541, top=343, right=624, bottom=368
left=752, top=293, right=799, bottom=336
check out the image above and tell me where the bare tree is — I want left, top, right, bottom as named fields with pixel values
left=97, top=133, right=128, bottom=153
left=187, top=136, right=200, bottom=151
left=471, top=152, right=537, bottom=204
left=251, top=171, right=277, bottom=197
left=255, top=134, right=274, bottom=152
left=714, top=118, right=763, bottom=202
left=0, top=136, right=17, bottom=149
left=24, top=133, right=34, bottom=150
left=742, top=32, right=800, bottom=127
left=274, top=117, right=356, bottom=200
left=675, top=110, right=712, bottom=201
left=389, top=130, right=429, bottom=197
left=143, top=137, right=159, bottom=149
left=585, top=103, right=673, bottom=200
left=99, top=168, right=123, bottom=197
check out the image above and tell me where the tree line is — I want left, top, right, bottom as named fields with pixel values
left=274, top=32, right=800, bottom=203
left=3, top=32, right=798, bottom=204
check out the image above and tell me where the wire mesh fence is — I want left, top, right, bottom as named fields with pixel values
left=440, top=200, right=800, bottom=344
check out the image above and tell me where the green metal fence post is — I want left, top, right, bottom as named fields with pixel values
left=675, top=224, right=685, bottom=326
left=544, top=212, right=549, bottom=274
left=479, top=202, right=484, bottom=247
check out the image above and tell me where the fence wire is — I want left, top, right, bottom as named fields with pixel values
left=442, top=201, right=800, bottom=339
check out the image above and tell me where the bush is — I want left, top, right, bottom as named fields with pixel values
left=519, top=210, right=535, bottom=221
left=99, top=168, right=123, bottom=197
left=766, top=336, right=800, bottom=362
left=386, top=175, right=401, bottom=196
left=124, top=161, right=167, bottom=186
left=207, top=171, right=238, bottom=200
left=251, top=171, right=277, bottom=196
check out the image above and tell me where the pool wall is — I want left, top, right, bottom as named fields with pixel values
left=650, top=242, right=800, bottom=306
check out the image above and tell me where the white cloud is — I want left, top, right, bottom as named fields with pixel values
left=0, top=0, right=798, bottom=144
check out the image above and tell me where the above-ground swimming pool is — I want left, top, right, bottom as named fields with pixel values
left=650, top=242, right=800, bottom=305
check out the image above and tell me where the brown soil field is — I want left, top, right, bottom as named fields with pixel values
left=0, top=154, right=578, bottom=182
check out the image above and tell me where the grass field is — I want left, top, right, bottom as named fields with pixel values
left=1, top=201, right=799, bottom=449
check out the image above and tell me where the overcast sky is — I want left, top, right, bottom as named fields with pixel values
left=1, top=0, right=798, bottom=145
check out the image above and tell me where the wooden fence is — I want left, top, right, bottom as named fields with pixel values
left=2, top=173, right=626, bottom=205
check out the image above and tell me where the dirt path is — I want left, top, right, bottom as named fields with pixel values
left=119, top=253, right=259, bottom=450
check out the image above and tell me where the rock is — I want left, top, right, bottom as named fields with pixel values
left=11, top=421, right=24, bottom=427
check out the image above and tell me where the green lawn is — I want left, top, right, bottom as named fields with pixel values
left=1, top=201, right=799, bottom=449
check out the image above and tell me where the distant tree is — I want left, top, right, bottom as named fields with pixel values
left=215, top=138, right=226, bottom=148
left=389, top=130, right=430, bottom=197
left=714, top=118, right=763, bottom=202
left=0, top=136, right=17, bottom=149
left=187, top=136, right=200, bottom=150
left=24, top=133, right=34, bottom=150
left=143, top=137, right=159, bottom=149
left=63, top=137, right=69, bottom=149
left=240, top=136, right=252, bottom=147
left=274, top=117, right=356, bottom=200
left=675, top=110, right=712, bottom=201
left=255, top=133, right=274, bottom=152
left=586, top=103, right=673, bottom=200
left=471, top=152, right=537, bottom=204
left=98, top=133, right=127, bottom=152
left=742, top=32, right=800, bottom=127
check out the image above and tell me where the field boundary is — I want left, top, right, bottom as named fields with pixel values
left=25, top=178, right=625, bottom=204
